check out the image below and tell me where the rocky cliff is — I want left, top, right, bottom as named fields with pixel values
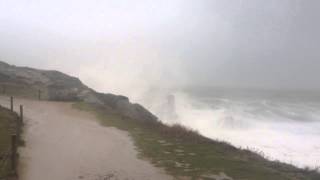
left=0, top=61, right=157, bottom=122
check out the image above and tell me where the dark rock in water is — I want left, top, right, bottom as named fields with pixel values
left=0, top=61, right=158, bottom=122
left=167, top=95, right=176, bottom=116
left=163, top=94, right=178, bottom=120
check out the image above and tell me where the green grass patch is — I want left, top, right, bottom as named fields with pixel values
left=0, top=83, right=44, bottom=100
left=0, top=106, right=19, bottom=178
left=73, top=102, right=320, bottom=180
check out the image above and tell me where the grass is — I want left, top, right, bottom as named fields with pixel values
left=73, top=102, right=320, bottom=180
left=0, top=106, right=20, bottom=178
left=0, top=83, right=43, bottom=100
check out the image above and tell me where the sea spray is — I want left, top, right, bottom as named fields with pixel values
left=142, top=88, right=320, bottom=169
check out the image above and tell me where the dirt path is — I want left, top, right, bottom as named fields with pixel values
left=0, top=97, right=172, bottom=180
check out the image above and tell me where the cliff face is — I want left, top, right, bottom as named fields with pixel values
left=0, top=61, right=157, bottom=122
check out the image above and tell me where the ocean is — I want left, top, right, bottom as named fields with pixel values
left=144, top=87, right=320, bottom=169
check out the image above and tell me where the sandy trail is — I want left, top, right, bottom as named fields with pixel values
left=0, top=96, right=172, bottom=180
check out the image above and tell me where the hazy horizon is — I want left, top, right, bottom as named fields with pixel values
left=1, top=0, right=320, bottom=95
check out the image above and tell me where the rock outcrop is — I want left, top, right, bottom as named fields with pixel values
left=0, top=61, right=157, bottom=122
left=0, top=61, right=89, bottom=100
left=95, top=92, right=157, bottom=122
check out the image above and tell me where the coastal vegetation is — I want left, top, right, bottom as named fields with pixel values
left=0, top=106, right=19, bottom=179
left=74, top=102, right=320, bottom=180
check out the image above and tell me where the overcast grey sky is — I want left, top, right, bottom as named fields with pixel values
left=0, top=0, right=320, bottom=93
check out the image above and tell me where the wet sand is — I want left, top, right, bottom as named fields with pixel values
left=0, top=96, right=172, bottom=180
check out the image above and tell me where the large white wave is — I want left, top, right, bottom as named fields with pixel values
left=153, top=91, right=320, bottom=169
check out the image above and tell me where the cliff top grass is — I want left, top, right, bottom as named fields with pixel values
left=73, top=102, right=320, bottom=180
left=0, top=106, right=19, bottom=178
left=0, top=83, right=41, bottom=100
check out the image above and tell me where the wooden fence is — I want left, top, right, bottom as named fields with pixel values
left=0, top=96, right=24, bottom=179
left=0, top=83, right=42, bottom=101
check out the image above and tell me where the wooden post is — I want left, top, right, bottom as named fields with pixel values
left=20, top=105, right=23, bottom=124
left=16, top=116, right=20, bottom=140
left=11, top=135, right=17, bottom=171
left=10, top=96, right=13, bottom=112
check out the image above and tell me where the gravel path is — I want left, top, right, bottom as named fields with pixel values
left=0, top=97, right=172, bottom=180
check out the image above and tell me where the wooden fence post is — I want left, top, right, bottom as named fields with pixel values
left=10, top=96, right=13, bottom=112
left=20, top=105, right=23, bottom=124
left=11, top=135, right=17, bottom=172
left=17, top=105, right=24, bottom=138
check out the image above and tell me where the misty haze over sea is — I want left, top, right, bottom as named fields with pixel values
left=141, top=87, right=320, bottom=168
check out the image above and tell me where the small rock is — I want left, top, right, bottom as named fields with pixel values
left=175, top=162, right=184, bottom=168
left=158, top=140, right=166, bottom=144
left=174, top=149, right=184, bottom=153
left=201, top=172, right=233, bottom=180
